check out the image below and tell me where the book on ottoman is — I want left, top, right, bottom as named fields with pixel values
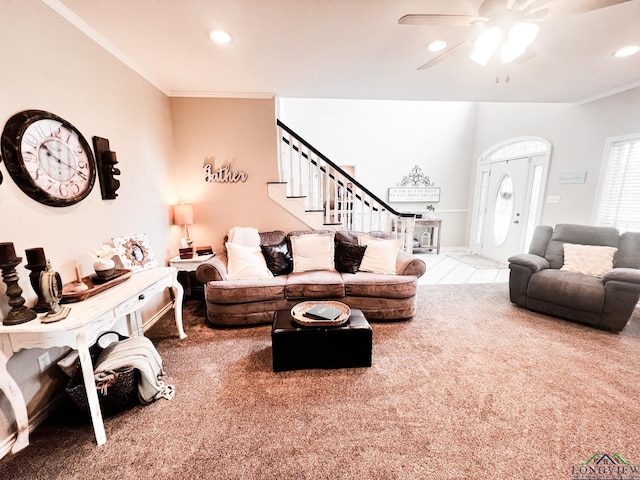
left=303, top=304, right=344, bottom=321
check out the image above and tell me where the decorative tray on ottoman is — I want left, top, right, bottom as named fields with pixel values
left=291, top=301, right=351, bottom=327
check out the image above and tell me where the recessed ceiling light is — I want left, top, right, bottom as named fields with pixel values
left=209, top=30, right=232, bottom=44
left=428, top=40, right=447, bottom=52
left=613, top=45, right=640, bottom=58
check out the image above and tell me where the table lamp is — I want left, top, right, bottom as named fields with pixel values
left=173, top=203, right=194, bottom=247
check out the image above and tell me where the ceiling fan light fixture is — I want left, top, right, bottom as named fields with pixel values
left=470, top=27, right=502, bottom=66
left=508, top=22, right=539, bottom=48
left=613, top=45, right=640, bottom=58
left=209, top=29, right=232, bottom=44
left=501, top=43, right=526, bottom=63
left=428, top=40, right=448, bottom=52
left=501, top=22, right=538, bottom=64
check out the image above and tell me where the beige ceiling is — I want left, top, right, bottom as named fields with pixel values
left=54, top=0, right=640, bottom=103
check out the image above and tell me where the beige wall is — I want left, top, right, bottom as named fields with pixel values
left=0, top=0, right=175, bottom=447
left=169, top=97, right=307, bottom=254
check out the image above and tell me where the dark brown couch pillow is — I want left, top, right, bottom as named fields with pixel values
left=261, top=240, right=293, bottom=276
left=335, top=240, right=367, bottom=274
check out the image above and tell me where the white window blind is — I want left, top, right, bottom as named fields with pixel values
left=597, top=134, right=640, bottom=232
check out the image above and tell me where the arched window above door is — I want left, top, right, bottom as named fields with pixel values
left=481, top=138, right=550, bottom=164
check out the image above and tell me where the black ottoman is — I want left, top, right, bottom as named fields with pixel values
left=271, top=308, right=372, bottom=372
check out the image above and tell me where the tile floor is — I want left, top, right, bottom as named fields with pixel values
left=414, top=251, right=510, bottom=285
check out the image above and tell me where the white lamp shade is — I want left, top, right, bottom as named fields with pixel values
left=173, top=204, right=194, bottom=225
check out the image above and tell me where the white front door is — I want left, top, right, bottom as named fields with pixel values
left=480, top=158, right=530, bottom=263
left=471, top=138, right=551, bottom=264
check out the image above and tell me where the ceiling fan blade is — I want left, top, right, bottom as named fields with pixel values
left=478, top=0, right=510, bottom=17
left=510, top=0, right=531, bottom=10
left=529, top=0, right=632, bottom=19
left=398, top=14, right=486, bottom=27
left=417, top=37, right=476, bottom=70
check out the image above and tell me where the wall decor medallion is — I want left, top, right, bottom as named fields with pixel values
left=0, top=110, right=97, bottom=207
left=399, top=165, right=433, bottom=187
left=388, top=165, right=440, bottom=203
left=112, top=233, right=158, bottom=272
left=203, top=156, right=248, bottom=183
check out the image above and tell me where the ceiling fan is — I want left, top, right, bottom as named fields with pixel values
left=399, top=0, right=633, bottom=70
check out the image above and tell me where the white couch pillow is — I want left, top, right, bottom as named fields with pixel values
left=561, top=243, right=618, bottom=278
left=291, top=232, right=335, bottom=273
left=358, top=235, right=401, bottom=275
left=225, top=242, right=274, bottom=280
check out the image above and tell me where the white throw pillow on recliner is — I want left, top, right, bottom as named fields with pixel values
left=225, top=242, right=274, bottom=280
left=561, top=243, right=618, bottom=278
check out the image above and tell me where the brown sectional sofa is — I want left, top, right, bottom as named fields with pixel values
left=195, top=230, right=426, bottom=327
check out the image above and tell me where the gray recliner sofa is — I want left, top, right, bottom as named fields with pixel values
left=508, top=224, right=640, bottom=331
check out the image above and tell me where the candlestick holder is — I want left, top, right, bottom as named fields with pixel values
left=1, top=258, right=38, bottom=326
left=26, top=264, right=49, bottom=313
left=24, top=247, right=49, bottom=313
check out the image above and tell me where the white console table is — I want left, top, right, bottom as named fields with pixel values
left=0, top=266, right=185, bottom=454
left=413, top=218, right=442, bottom=254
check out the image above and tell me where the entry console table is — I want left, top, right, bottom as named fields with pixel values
left=413, top=219, right=442, bottom=254
left=0, top=266, right=185, bottom=454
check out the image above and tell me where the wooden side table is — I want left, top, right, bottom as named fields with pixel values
left=413, top=219, right=442, bottom=254
left=169, top=253, right=214, bottom=297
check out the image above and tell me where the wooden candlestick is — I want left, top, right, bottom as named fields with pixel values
left=25, top=247, right=49, bottom=313
left=25, top=247, right=46, bottom=267
left=1, top=257, right=38, bottom=326
left=0, top=242, right=18, bottom=263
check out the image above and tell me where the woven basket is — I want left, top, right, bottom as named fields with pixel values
left=65, top=332, right=139, bottom=417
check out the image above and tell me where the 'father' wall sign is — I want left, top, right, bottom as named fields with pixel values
left=203, top=157, right=248, bottom=183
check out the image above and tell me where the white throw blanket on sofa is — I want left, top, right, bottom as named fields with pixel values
left=228, top=226, right=260, bottom=247
left=94, top=336, right=174, bottom=404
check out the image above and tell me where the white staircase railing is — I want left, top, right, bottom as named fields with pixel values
left=276, top=120, right=416, bottom=251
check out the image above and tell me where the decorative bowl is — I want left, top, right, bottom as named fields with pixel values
left=95, top=268, right=115, bottom=278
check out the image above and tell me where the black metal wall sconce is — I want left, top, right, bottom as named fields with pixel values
left=92, top=136, right=121, bottom=200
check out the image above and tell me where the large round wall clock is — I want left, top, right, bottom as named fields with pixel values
left=1, top=110, right=96, bottom=207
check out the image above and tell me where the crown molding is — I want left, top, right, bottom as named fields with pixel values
left=574, top=79, right=640, bottom=106
left=168, top=91, right=275, bottom=99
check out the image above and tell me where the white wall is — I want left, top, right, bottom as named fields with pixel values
left=281, top=91, right=640, bottom=250
left=474, top=88, right=640, bottom=230
left=279, top=98, right=479, bottom=247
left=0, top=0, right=175, bottom=449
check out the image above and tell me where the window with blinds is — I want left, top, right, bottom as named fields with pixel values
left=596, top=134, right=640, bottom=232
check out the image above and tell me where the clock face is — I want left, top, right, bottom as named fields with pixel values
left=1, top=110, right=96, bottom=207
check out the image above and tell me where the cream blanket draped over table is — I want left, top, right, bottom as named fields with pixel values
left=94, top=336, right=175, bottom=404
